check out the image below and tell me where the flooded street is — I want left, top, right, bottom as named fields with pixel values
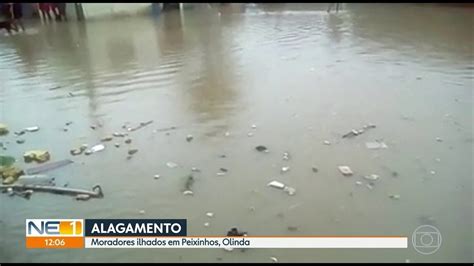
left=0, top=3, right=472, bottom=263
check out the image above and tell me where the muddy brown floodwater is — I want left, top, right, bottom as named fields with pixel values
left=0, top=3, right=472, bottom=263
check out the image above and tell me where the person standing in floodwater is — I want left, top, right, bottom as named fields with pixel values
left=53, top=3, right=67, bottom=21
left=11, top=3, right=25, bottom=32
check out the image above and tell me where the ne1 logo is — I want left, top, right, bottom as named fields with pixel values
left=26, top=219, right=83, bottom=237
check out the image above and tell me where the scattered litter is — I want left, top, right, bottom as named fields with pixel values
left=206, top=212, right=214, bottom=218
left=65, top=121, right=73, bottom=126
left=16, top=175, right=55, bottom=186
left=70, top=144, right=88, bottom=156
left=113, top=132, right=127, bottom=137
left=24, top=126, right=40, bottom=132
left=281, top=166, right=290, bottom=173
left=287, top=226, right=298, bottom=231
left=114, top=143, right=120, bottom=148
left=191, top=167, right=200, bottom=172
left=365, top=141, right=388, bottom=150
left=23, top=150, right=50, bottom=163
left=204, top=222, right=210, bottom=227
left=224, top=132, right=230, bottom=137
left=153, top=126, right=177, bottom=133
left=270, top=257, right=278, bottom=263
left=1, top=166, right=24, bottom=184
left=186, top=135, right=194, bottom=142
left=14, top=130, right=25, bottom=136
left=343, top=124, right=376, bottom=138
left=166, top=162, right=178, bottom=168
left=184, top=174, right=194, bottom=192
left=63, top=127, right=68, bottom=132
left=16, top=139, right=25, bottom=145
left=323, top=140, right=331, bottom=145
left=76, top=194, right=91, bottom=201
left=430, top=170, right=436, bottom=175
left=100, top=136, right=113, bottom=142
left=364, top=174, right=380, bottom=181
left=216, top=172, right=226, bottom=176
left=0, top=184, right=104, bottom=198
left=284, top=186, right=296, bottom=196
left=366, top=183, right=374, bottom=190
left=312, top=167, right=318, bottom=173
left=127, top=120, right=153, bottom=132
left=154, top=174, right=160, bottom=179
left=183, top=190, right=193, bottom=196
left=338, top=166, right=353, bottom=176
left=247, top=132, right=253, bottom=137
left=220, top=168, right=228, bottom=172
left=139, top=210, right=146, bottom=215
left=251, top=124, right=257, bottom=129
left=436, top=137, right=443, bottom=142
left=128, top=149, right=138, bottom=155
left=90, top=124, right=97, bottom=130
left=85, top=144, right=105, bottom=155
left=125, top=138, right=132, bottom=144
left=355, top=181, right=363, bottom=185
left=416, top=76, right=422, bottom=80
left=392, top=171, right=399, bottom=177
left=255, top=145, right=268, bottom=152
left=224, top=247, right=234, bottom=252
left=0, top=123, right=9, bottom=135
left=227, top=227, right=247, bottom=236
left=283, top=152, right=290, bottom=160
left=389, top=194, right=400, bottom=200
left=219, top=154, right=226, bottom=158
left=267, top=181, right=285, bottom=189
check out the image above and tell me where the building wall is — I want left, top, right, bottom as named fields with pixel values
left=81, top=3, right=152, bottom=20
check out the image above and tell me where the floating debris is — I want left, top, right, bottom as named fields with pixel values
left=204, top=222, right=210, bottom=227
left=0, top=123, right=9, bottom=135
left=365, top=141, right=388, bottom=150
left=24, top=126, right=40, bottom=132
left=70, top=145, right=88, bottom=156
left=323, top=140, right=331, bottom=145
left=128, top=149, right=138, bottom=155
left=125, top=138, right=132, bottom=144
left=63, top=127, right=68, bottom=132
left=16, top=139, right=25, bottom=144
left=247, top=132, right=254, bottom=137
left=186, top=135, right=194, bottom=142
left=283, top=152, right=290, bottom=160
left=364, top=174, right=380, bottom=181
left=281, top=166, right=290, bottom=173
left=227, top=227, right=247, bottom=236
left=65, top=121, right=73, bottom=126
left=249, top=206, right=256, bottom=212
left=338, top=166, right=353, bottom=176
left=85, top=144, right=105, bottom=155
left=206, top=212, right=214, bottom=218
left=0, top=155, right=15, bottom=167
left=251, top=124, right=257, bottom=129
left=184, top=175, right=194, bottom=192
left=153, top=174, right=160, bottom=179
left=127, top=120, right=153, bottom=132
left=366, top=183, right=374, bottom=190
left=224, top=132, right=230, bottom=137
left=183, top=190, right=193, bottom=196
left=392, top=171, right=399, bottom=177
left=139, top=210, right=146, bottom=215
left=287, top=226, right=298, bottom=231
left=100, top=136, right=113, bottom=142
left=166, top=162, right=178, bottom=168
left=90, top=124, right=97, bottom=130
left=430, top=170, right=436, bottom=175
left=224, top=247, right=234, bottom=252
left=355, top=181, right=363, bottom=185
left=1, top=166, right=24, bottom=184
left=76, top=194, right=91, bottom=201
left=436, top=137, right=443, bottom=142
left=219, top=154, right=226, bottom=158
left=191, top=167, right=200, bottom=172
left=270, top=257, right=278, bottom=263
left=23, top=150, right=51, bottom=163
left=216, top=172, right=226, bottom=176
left=14, top=130, right=24, bottom=136
left=267, top=180, right=285, bottom=189
left=16, top=175, right=55, bottom=186
left=220, top=168, right=228, bottom=172
left=255, top=145, right=268, bottom=152
left=0, top=184, right=104, bottom=198
left=312, top=167, right=319, bottom=173
left=114, top=143, right=120, bottom=148
left=113, top=132, right=127, bottom=137
left=283, top=186, right=296, bottom=196
left=343, top=124, right=376, bottom=138
left=389, top=194, right=400, bottom=200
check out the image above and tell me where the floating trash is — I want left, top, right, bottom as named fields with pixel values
left=338, top=166, right=353, bottom=176
left=251, top=124, right=257, bottom=129
left=191, top=167, right=200, bottom=172
left=166, top=162, right=178, bottom=168
left=247, top=132, right=254, bottom=137
left=283, top=152, right=290, bottom=160
left=430, top=170, right=436, bottom=175
left=366, top=183, right=374, bottom=190
left=128, top=149, right=138, bottom=155
left=283, top=186, right=296, bottom=196
left=183, top=190, right=194, bottom=196
left=267, top=180, right=285, bottom=189
left=216, top=172, right=226, bottom=176
left=16, top=175, right=55, bottom=186
left=364, top=174, right=380, bottom=181
left=125, top=138, right=132, bottom=144
left=186, top=134, right=194, bottom=142
left=355, top=181, right=363, bottom=185
left=206, top=212, right=214, bottom=218
left=219, top=168, right=228, bottom=172
left=224, top=247, right=234, bottom=252
left=76, top=194, right=91, bottom=201
left=16, top=139, right=25, bottom=144
left=23, top=150, right=50, bottom=163
left=287, top=226, right=298, bottom=231
left=281, top=166, right=290, bottom=173
left=0, top=123, right=9, bottom=135
left=249, top=206, right=256, bottom=212
left=65, top=121, right=73, bottom=126
left=436, top=137, right=443, bottom=142
left=389, top=194, right=400, bottom=200
left=113, top=132, right=127, bottom=137
left=139, top=210, right=146, bottom=215
left=270, top=257, right=278, bottom=263
left=154, top=174, right=160, bottom=179
left=24, top=126, right=40, bottom=132
left=63, top=127, right=68, bottom=132
left=24, top=160, right=72, bottom=175
left=323, top=140, right=331, bottom=145
left=114, top=143, right=120, bottom=148
left=204, top=222, right=210, bottom=227
left=224, top=132, right=230, bottom=137
left=70, top=145, right=88, bottom=156
left=14, top=130, right=24, bottom=136
left=100, top=136, right=113, bottom=142
left=255, top=145, right=268, bottom=152
left=365, top=141, right=388, bottom=150
left=227, top=227, right=247, bottom=236
left=312, top=167, right=318, bottom=173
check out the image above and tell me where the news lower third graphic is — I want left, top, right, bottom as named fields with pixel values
left=25, top=219, right=442, bottom=251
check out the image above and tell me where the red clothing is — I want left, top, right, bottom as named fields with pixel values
left=39, top=3, right=52, bottom=11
